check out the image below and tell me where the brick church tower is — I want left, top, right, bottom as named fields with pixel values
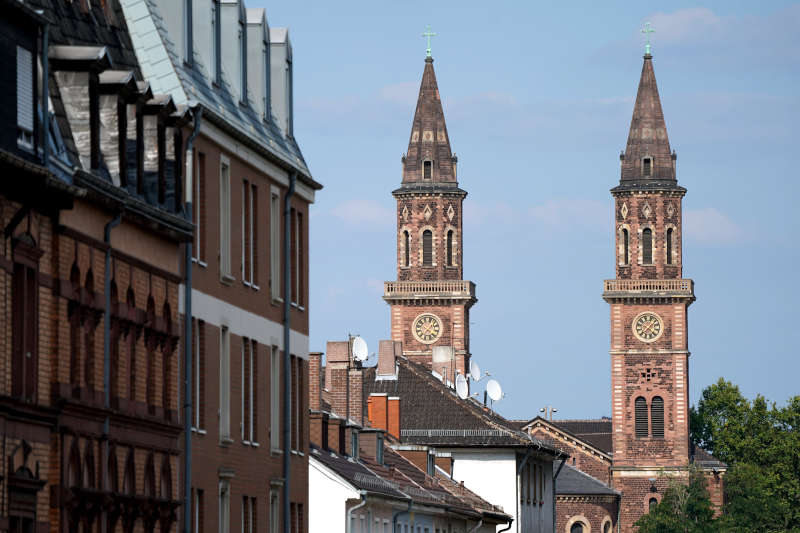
left=383, top=55, right=476, bottom=380
left=602, top=51, right=695, bottom=531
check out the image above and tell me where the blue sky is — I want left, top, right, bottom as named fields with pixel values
left=257, top=1, right=800, bottom=420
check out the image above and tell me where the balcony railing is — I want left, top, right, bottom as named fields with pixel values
left=603, top=279, right=694, bottom=295
left=384, top=280, right=476, bottom=299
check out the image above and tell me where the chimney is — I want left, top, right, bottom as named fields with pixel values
left=348, top=368, right=363, bottom=426
left=432, top=346, right=455, bottom=383
left=377, top=340, right=397, bottom=377
left=325, top=341, right=350, bottom=419
left=367, top=393, right=388, bottom=432
left=388, top=396, right=401, bottom=439
left=309, top=352, right=322, bottom=411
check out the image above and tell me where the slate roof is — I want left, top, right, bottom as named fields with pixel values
left=555, top=464, right=619, bottom=497
left=691, top=443, right=727, bottom=470
left=311, top=444, right=509, bottom=520
left=121, top=0, right=320, bottom=190
left=363, top=357, right=560, bottom=453
left=550, top=419, right=613, bottom=455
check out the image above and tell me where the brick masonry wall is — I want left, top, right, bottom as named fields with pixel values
left=528, top=427, right=612, bottom=485
left=557, top=498, right=617, bottom=533
left=613, top=474, right=684, bottom=533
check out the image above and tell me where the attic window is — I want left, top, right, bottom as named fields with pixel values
left=423, top=160, right=432, bottom=180
left=642, top=157, right=652, bottom=177
left=16, top=46, right=34, bottom=149
left=376, top=433, right=384, bottom=464
left=350, top=430, right=359, bottom=459
left=427, top=453, right=435, bottom=476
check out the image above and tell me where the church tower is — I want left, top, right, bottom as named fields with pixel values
left=383, top=54, right=476, bottom=380
left=603, top=50, right=695, bottom=531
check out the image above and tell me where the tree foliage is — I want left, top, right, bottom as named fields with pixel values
left=635, top=466, right=718, bottom=533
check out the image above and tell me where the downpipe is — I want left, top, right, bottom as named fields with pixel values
left=282, top=171, right=296, bottom=533
left=467, top=519, right=483, bottom=533
left=392, top=500, right=412, bottom=533
left=346, top=492, right=368, bottom=533
left=183, top=105, right=202, bottom=533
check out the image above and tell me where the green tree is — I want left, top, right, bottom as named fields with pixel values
left=689, top=379, right=800, bottom=531
left=635, top=466, right=718, bottom=533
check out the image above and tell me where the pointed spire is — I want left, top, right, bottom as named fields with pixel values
left=618, top=54, right=678, bottom=189
left=401, top=57, right=457, bottom=186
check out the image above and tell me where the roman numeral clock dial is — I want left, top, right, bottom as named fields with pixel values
left=633, top=312, right=663, bottom=342
left=413, top=313, right=442, bottom=344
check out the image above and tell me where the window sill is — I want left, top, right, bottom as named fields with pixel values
left=271, top=296, right=284, bottom=305
left=270, top=448, right=283, bottom=455
left=252, top=284, right=260, bottom=292
left=220, top=274, right=235, bottom=285
left=191, top=427, right=207, bottom=435
left=297, top=305, right=305, bottom=312
left=219, top=436, right=234, bottom=447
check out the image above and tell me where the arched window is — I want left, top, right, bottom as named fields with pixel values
left=570, top=523, right=585, bottom=533
left=603, top=522, right=612, bottom=533
left=635, top=396, right=648, bottom=438
left=446, top=230, right=454, bottom=266
left=642, top=228, right=653, bottom=264
left=649, top=497, right=658, bottom=511
left=666, top=228, right=673, bottom=265
left=422, top=230, right=433, bottom=266
left=622, top=228, right=629, bottom=265
left=651, top=396, right=664, bottom=438
left=403, top=231, right=410, bottom=267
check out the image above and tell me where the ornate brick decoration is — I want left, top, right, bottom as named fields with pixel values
left=384, top=57, right=476, bottom=379
left=603, top=53, right=695, bottom=532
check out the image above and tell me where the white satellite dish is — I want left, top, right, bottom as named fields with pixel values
left=486, top=379, right=502, bottom=402
left=352, top=336, right=369, bottom=362
left=455, top=374, right=469, bottom=400
left=469, top=360, right=481, bottom=381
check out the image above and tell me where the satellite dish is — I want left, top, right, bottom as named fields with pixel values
left=455, top=374, right=468, bottom=400
left=469, top=360, right=481, bottom=381
left=486, top=379, right=502, bottom=402
left=352, top=336, right=369, bottom=362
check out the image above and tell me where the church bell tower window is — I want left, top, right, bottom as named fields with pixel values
left=635, top=397, right=648, bottom=438
left=423, top=160, right=432, bottom=180
left=651, top=396, right=664, bottom=438
left=666, top=228, right=673, bottom=265
left=446, top=230, right=454, bottom=266
left=403, top=231, right=410, bottom=267
left=622, top=228, right=629, bottom=265
left=642, top=228, right=653, bottom=265
left=642, top=157, right=652, bottom=177
left=422, top=230, right=433, bottom=266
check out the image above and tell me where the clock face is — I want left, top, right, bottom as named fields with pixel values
left=413, top=313, right=442, bottom=344
left=633, top=312, right=663, bottom=342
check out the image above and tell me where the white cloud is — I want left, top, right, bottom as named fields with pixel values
left=684, top=207, right=748, bottom=245
left=329, top=198, right=394, bottom=227
left=645, top=8, right=723, bottom=44
left=378, top=82, right=418, bottom=107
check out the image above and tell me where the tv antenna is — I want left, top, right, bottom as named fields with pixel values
left=455, top=373, right=469, bottom=400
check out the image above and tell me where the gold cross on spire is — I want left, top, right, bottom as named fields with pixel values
left=422, top=25, right=437, bottom=58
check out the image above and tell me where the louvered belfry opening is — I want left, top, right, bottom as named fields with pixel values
left=622, top=228, right=629, bottom=264
left=422, top=230, right=433, bottom=266
left=635, top=396, right=649, bottom=438
left=651, top=396, right=664, bottom=438
left=642, top=228, right=653, bottom=264
left=666, top=228, right=673, bottom=265
left=446, top=230, right=453, bottom=266
left=403, top=231, right=410, bottom=267
left=643, top=157, right=652, bottom=176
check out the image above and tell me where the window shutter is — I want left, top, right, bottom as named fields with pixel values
left=635, top=396, right=648, bottom=438
left=651, top=396, right=664, bottom=438
left=642, top=228, right=653, bottom=264
left=17, top=46, right=34, bottom=133
left=422, top=230, right=432, bottom=266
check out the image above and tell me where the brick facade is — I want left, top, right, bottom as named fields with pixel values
left=557, top=498, right=617, bottom=533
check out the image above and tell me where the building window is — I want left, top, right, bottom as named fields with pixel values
left=427, top=453, right=435, bottom=477
left=16, top=46, right=34, bottom=149
left=635, top=396, right=648, bottom=438
left=666, top=228, right=673, bottom=265
left=446, top=230, right=454, bottom=266
left=376, top=433, right=384, bottom=464
left=622, top=228, right=629, bottom=265
left=643, top=157, right=652, bottom=177
left=270, top=189, right=281, bottom=301
left=423, top=160, right=432, bottom=180
left=242, top=181, right=258, bottom=287
left=297, top=211, right=303, bottom=307
left=241, top=495, right=255, bottom=533
left=570, top=523, right=585, bottom=533
left=422, top=230, right=433, bottom=266
left=262, top=39, right=270, bottom=120
left=285, top=56, right=293, bottom=136
left=220, top=326, right=231, bottom=441
left=649, top=497, right=658, bottom=511
left=270, top=346, right=281, bottom=452
left=184, top=0, right=193, bottom=65
left=403, top=231, right=410, bottom=267
left=11, top=254, right=38, bottom=401
left=193, top=488, right=204, bottom=533
left=239, top=16, right=247, bottom=105
left=642, top=228, right=653, bottom=265
left=651, top=396, right=664, bottom=438
left=220, top=157, right=232, bottom=278
left=193, top=319, right=206, bottom=430
left=290, top=208, right=297, bottom=304
left=193, top=152, right=207, bottom=263
left=219, top=480, right=230, bottom=533
left=295, top=356, right=304, bottom=451
left=269, top=489, right=280, bottom=533
left=603, top=522, right=612, bottom=533
left=351, top=430, right=359, bottom=459
left=212, top=0, right=221, bottom=85
left=242, top=339, right=258, bottom=444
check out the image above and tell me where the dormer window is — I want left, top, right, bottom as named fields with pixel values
left=376, top=433, right=384, bottom=464
left=642, top=157, right=652, bottom=177
left=423, top=160, right=432, bottom=180
left=212, top=0, right=221, bottom=85
left=16, top=46, right=34, bottom=150
left=239, top=14, right=247, bottom=105
left=262, top=38, right=270, bottom=121
left=427, top=453, right=435, bottom=476
left=350, top=430, right=359, bottom=459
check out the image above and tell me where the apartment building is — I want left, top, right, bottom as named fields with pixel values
left=118, top=2, right=321, bottom=533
